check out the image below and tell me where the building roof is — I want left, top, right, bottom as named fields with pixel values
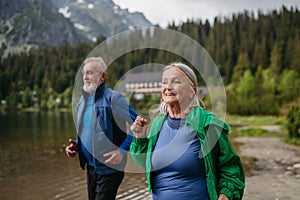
left=118, top=72, right=162, bottom=93
left=123, top=72, right=162, bottom=83
left=117, top=71, right=208, bottom=96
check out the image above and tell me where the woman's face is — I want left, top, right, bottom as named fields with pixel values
left=161, top=67, right=194, bottom=108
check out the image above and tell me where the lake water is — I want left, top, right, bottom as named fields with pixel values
left=0, top=112, right=151, bottom=200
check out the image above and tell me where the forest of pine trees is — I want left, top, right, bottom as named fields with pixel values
left=0, top=6, right=299, bottom=115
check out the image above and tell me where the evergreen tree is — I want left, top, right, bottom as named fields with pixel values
left=278, top=70, right=300, bottom=102
left=236, top=70, right=255, bottom=99
left=269, top=42, right=282, bottom=84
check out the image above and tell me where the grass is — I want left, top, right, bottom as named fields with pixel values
left=225, top=114, right=284, bottom=126
left=226, top=114, right=300, bottom=146
left=234, top=128, right=280, bottom=137
left=282, top=136, right=300, bottom=146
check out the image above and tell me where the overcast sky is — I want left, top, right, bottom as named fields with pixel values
left=113, top=0, right=300, bottom=27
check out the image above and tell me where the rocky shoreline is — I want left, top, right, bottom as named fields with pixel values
left=235, top=137, right=300, bottom=200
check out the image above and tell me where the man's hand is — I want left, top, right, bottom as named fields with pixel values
left=65, top=139, right=77, bottom=158
left=103, top=150, right=124, bottom=165
left=218, top=194, right=229, bottom=200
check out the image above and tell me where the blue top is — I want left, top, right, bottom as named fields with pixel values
left=81, top=95, right=94, bottom=167
left=151, top=115, right=209, bottom=200
left=76, top=83, right=139, bottom=174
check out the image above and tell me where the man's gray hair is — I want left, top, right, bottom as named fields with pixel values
left=83, top=57, right=107, bottom=72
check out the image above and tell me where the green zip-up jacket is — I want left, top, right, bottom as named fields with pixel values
left=130, top=106, right=245, bottom=200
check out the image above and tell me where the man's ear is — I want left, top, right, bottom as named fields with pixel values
left=100, top=71, right=107, bottom=84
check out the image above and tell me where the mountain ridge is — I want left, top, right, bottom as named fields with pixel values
left=0, top=0, right=152, bottom=57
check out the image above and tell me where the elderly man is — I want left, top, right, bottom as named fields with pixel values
left=65, top=57, right=138, bottom=200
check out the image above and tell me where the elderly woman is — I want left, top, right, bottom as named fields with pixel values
left=130, top=62, right=245, bottom=200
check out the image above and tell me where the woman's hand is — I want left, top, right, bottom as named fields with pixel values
left=218, top=194, right=229, bottom=200
left=131, top=116, right=147, bottom=138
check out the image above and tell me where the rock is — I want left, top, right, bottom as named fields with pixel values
left=284, top=171, right=295, bottom=176
left=293, top=163, right=300, bottom=169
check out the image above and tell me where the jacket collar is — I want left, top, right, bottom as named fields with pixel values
left=95, top=83, right=106, bottom=100
left=82, top=83, right=106, bottom=100
left=150, top=106, right=229, bottom=137
left=150, top=106, right=202, bottom=137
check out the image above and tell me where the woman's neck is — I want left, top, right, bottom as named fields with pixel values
left=168, top=104, right=189, bottom=119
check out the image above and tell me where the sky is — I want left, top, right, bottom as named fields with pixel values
left=112, top=0, right=300, bottom=27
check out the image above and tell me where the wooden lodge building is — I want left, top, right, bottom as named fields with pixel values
left=119, top=72, right=208, bottom=100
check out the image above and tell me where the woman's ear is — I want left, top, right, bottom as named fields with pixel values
left=189, top=86, right=196, bottom=98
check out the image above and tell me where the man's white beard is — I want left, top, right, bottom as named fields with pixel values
left=83, top=83, right=98, bottom=94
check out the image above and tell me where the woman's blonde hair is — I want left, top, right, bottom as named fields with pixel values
left=158, top=62, right=205, bottom=114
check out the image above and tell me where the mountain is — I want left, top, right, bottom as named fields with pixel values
left=50, top=0, right=152, bottom=42
left=0, top=0, right=152, bottom=57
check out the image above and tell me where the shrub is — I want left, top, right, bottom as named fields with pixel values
left=286, top=106, right=300, bottom=138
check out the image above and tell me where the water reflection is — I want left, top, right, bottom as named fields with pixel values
left=0, top=112, right=150, bottom=200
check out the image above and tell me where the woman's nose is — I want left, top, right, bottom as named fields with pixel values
left=166, top=82, right=172, bottom=89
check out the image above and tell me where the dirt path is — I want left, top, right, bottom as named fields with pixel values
left=235, top=137, right=300, bottom=200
